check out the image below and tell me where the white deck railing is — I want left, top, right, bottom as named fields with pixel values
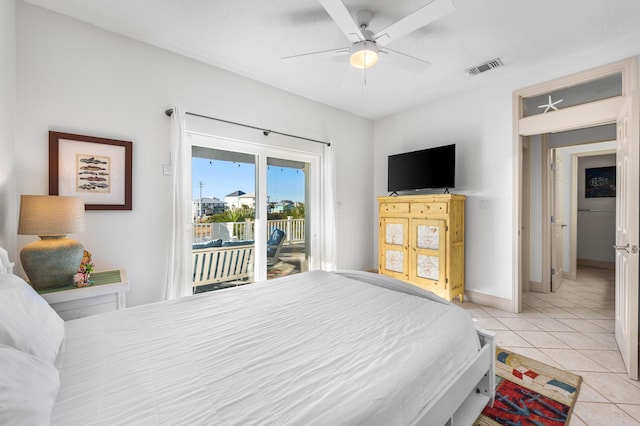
left=193, top=217, right=304, bottom=244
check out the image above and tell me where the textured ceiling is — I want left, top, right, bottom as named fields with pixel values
left=23, top=0, right=640, bottom=119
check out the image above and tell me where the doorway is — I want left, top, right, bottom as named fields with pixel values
left=514, top=57, right=639, bottom=379
left=529, top=129, right=617, bottom=293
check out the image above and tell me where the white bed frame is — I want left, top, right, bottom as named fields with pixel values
left=416, top=327, right=496, bottom=426
left=0, top=247, right=14, bottom=274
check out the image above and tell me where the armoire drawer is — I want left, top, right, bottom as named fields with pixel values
left=380, top=202, right=410, bottom=214
left=411, top=202, right=448, bottom=215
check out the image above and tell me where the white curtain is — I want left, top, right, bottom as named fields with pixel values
left=163, top=106, right=192, bottom=300
left=319, top=142, right=338, bottom=270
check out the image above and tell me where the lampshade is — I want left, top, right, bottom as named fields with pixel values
left=18, top=195, right=85, bottom=236
left=18, top=195, right=86, bottom=290
left=350, top=41, right=379, bottom=69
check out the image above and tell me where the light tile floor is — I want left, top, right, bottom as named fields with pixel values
left=455, top=266, right=640, bottom=425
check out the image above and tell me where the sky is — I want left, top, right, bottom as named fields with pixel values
left=192, top=157, right=305, bottom=203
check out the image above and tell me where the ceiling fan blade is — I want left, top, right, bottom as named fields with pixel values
left=373, top=0, right=455, bottom=47
left=282, top=47, right=349, bottom=64
left=380, top=48, right=431, bottom=73
left=318, top=0, right=365, bottom=43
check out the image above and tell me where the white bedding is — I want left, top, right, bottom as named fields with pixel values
left=52, top=270, right=480, bottom=425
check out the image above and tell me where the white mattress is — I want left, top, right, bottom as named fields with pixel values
left=52, top=270, right=480, bottom=425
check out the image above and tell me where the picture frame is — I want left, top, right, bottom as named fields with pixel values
left=585, top=166, right=616, bottom=198
left=49, top=131, right=132, bottom=210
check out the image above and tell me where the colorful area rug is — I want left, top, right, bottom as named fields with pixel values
left=475, top=347, right=582, bottom=426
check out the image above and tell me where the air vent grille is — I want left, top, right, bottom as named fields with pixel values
left=466, top=58, right=503, bottom=76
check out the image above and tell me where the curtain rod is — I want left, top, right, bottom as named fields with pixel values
left=165, top=109, right=330, bottom=147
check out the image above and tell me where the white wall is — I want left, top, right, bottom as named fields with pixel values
left=577, top=154, right=616, bottom=263
left=373, top=52, right=640, bottom=302
left=0, top=0, right=16, bottom=258
left=374, top=83, right=514, bottom=299
left=15, top=3, right=374, bottom=306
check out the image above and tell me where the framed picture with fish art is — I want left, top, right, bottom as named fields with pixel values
left=49, top=131, right=132, bottom=210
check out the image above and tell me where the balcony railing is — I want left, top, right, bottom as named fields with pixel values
left=193, top=217, right=304, bottom=244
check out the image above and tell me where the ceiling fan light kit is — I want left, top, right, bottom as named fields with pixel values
left=284, top=0, right=455, bottom=74
left=350, top=41, right=378, bottom=69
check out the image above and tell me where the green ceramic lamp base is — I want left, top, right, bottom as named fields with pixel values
left=20, top=235, right=84, bottom=291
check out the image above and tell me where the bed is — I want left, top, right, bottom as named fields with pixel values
left=0, top=269, right=494, bottom=425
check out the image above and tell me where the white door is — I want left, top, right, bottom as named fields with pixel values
left=615, top=92, right=639, bottom=380
left=551, top=149, right=564, bottom=291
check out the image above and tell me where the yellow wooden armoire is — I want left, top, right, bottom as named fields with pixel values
left=377, top=194, right=465, bottom=302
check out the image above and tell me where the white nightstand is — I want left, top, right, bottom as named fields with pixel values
left=38, top=269, right=129, bottom=320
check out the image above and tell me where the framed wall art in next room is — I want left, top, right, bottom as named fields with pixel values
left=585, top=166, right=616, bottom=198
left=49, top=131, right=132, bottom=210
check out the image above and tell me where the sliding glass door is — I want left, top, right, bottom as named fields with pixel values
left=189, top=134, right=317, bottom=293
left=266, top=157, right=309, bottom=279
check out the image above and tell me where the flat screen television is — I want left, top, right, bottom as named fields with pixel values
left=387, top=144, right=455, bottom=193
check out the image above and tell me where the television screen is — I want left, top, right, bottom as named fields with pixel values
left=387, top=144, right=455, bottom=192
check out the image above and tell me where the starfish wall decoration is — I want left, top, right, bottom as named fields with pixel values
left=538, top=95, right=564, bottom=113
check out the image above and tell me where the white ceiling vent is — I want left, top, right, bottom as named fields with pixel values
left=466, top=58, right=503, bottom=76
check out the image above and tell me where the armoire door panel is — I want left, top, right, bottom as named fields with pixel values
left=379, top=217, right=410, bottom=281
left=412, top=218, right=447, bottom=292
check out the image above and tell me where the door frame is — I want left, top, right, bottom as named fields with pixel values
left=549, top=145, right=565, bottom=292
left=521, top=137, right=531, bottom=294
left=541, top=134, right=552, bottom=293
left=513, top=57, right=637, bottom=313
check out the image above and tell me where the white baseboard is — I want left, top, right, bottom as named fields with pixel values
left=577, top=258, right=615, bottom=270
left=464, top=290, right=513, bottom=312
left=528, top=281, right=543, bottom=293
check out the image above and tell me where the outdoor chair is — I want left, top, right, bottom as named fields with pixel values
left=266, top=228, right=286, bottom=266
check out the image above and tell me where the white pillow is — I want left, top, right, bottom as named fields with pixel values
left=0, top=274, right=65, bottom=366
left=0, top=344, right=60, bottom=425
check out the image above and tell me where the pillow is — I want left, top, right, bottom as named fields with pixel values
left=0, top=274, right=65, bottom=366
left=221, top=240, right=254, bottom=247
left=192, top=239, right=223, bottom=250
left=0, top=344, right=60, bottom=425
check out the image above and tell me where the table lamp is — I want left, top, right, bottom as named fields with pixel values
left=18, top=195, right=85, bottom=290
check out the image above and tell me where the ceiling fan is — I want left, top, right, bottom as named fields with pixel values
left=282, top=0, right=455, bottom=72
